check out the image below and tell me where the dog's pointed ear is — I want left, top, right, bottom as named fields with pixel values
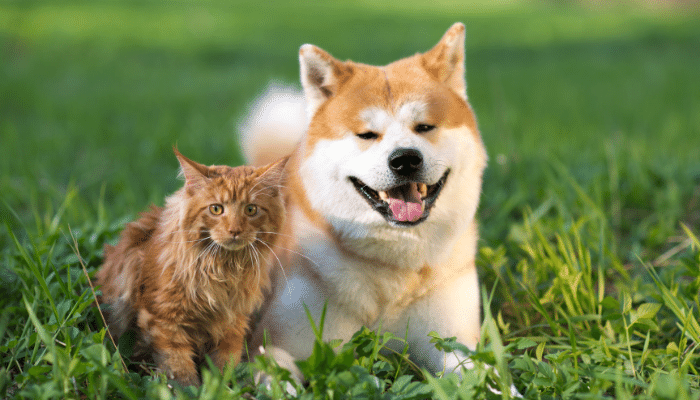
left=299, top=44, right=354, bottom=118
left=421, top=23, right=467, bottom=100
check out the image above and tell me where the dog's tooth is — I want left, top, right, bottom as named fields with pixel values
left=379, top=191, right=388, bottom=201
left=418, top=183, right=427, bottom=198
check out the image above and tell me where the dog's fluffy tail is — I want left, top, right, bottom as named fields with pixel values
left=237, top=82, right=307, bottom=166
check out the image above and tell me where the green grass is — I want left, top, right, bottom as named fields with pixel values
left=2, top=0, right=700, bottom=398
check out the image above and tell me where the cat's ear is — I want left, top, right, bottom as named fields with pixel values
left=173, top=147, right=211, bottom=189
left=255, top=156, right=289, bottom=196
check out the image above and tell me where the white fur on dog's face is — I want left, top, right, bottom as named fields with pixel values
left=351, top=102, right=450, bottom=191
left=299, top=99, right=486, bottom=268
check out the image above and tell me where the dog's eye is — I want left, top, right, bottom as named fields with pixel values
left=414, top=124, right=435, bottom=133
left=356, top=131, right=379, bottom=140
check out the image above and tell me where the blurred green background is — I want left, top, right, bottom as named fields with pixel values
left=2, top=0, right=699, bottom=259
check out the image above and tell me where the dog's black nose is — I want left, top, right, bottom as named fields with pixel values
left=389, top=148, right=423, bottom=176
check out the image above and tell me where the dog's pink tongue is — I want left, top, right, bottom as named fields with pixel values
left=388, top=199, right=423, bottom=222
left=387, top=183, right=424, bottom=222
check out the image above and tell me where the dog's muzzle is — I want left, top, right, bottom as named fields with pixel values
left=349, top=169, right=450, bottom=227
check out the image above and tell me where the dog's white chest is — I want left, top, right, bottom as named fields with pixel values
left=331, top=256, right=435, bottom=326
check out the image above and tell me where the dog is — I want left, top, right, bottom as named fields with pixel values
left=240, top=22, right=488, bottom=379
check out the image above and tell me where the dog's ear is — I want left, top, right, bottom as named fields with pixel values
left=299, top=44, right=354, bottom=119
left=421, top=23, right=467, bottom=100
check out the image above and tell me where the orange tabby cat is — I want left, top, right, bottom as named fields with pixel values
left=96, top=148, right=287, bottom=386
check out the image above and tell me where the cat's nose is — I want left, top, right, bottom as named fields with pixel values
left=229, top=229, right=241, bottom=237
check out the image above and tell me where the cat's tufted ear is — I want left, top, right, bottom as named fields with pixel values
left=255, top=156, right=289, bottom=196
left=173, top=147, right=211, bottom=189
left=420, top=23, right=467, bottom=100
left=299, top=44, right=354, bottom=119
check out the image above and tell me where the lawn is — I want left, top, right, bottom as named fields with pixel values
left=2, top=0, right=700, bottom=398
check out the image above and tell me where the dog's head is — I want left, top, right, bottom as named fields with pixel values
left=297, top=23, right=487, bottom=259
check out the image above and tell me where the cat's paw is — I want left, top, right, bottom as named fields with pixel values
left=169, top=370, right=201, bottom=388
left=155, top=351, right=201, bottom=387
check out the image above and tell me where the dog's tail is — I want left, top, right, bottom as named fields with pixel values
left=237, top=82, right=307, bottom=166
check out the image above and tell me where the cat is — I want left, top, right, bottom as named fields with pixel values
left=96, top=148, right=287, bottom=386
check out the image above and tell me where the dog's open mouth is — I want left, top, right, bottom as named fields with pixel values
left=349, top=170, right=450, bottom=226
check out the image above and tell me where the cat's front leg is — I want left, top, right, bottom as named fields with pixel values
left=154, top=345, right=199, bottom=387
left=210, top=320, right=246, bottom=373
left=139, top=310, right=200, bottom=386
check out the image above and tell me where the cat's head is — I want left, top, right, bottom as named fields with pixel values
left=172, top=148, right=287, bottom=252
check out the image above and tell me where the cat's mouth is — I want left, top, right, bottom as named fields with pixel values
left=209, top=234, right=253, bottom=252
left=219, top=237, right=251, bottom=251
left=348, top=170, right=449, bottom=227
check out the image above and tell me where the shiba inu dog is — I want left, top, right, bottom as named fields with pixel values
left=240, top=23, right=487, bottom=379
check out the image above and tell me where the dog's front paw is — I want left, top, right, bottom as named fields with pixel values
left=252, top=346, right=302, bottom=396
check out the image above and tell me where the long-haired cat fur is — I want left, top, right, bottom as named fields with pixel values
left=96, top=148, right=287, bottom=386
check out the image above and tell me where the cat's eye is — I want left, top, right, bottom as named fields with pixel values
left=209, top=204, right=224, bottom=215
left=244, top=204, right=258, bottom=216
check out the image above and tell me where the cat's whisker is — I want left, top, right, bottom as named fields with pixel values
left=199, top=243, right=213, bottom=271
left=250, top=192, right=276, bottom=199
left=248, top=175, right=282, bottom=193
left=195, top=241, right=218, bottom=273
left=253, top=246, right=263, bottom=277
left=251, top=183, right=288, bottom=191
left=246, top=178, right=271, bottom=196
left=169, top=226, right=202, bottom=232
left=158, top=227, right=203, bottom=237
left=254, top=238, right=289, bottom=287
left=209, top=243, right=223, bottom=271
left=252, top=242, right=266, bottom=270
left=246, top=243, right=258, bottom=270
left=249, top=182, right=288, bottom=196
left=154, top=231, right=211, bottom=249
left=234, top=248, right=245, bottom=273
left=193, top=241, right=210, bottom=262
left=155, top=237, right=210, bottom=245
left=248, top=244, right=263, bottom=287
left=256, top=231, right=297, bottom=240
left=250, top=184, right=288, bottom=198
left=260, top=184, right=288, bottom=190
left=212, top=244, right=224, bottom=276
left=254, top=243, right=264, bottom=271
left=156, top=230, right=205, bottom=238
left=260, top=240, right=321, bottom=270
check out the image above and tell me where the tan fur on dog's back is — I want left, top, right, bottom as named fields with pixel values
left=239, top=83, right=306, bottom=166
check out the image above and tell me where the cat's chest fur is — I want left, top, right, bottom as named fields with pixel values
left=138, top=254, right=265, bottom=327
